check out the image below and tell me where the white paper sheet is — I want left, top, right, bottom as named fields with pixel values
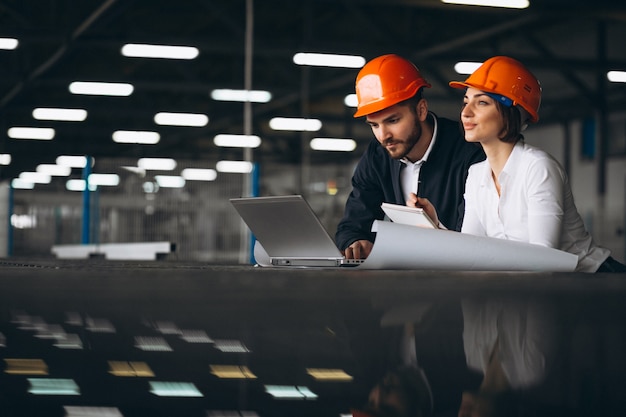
left=357, top=220, right=578, bottom=271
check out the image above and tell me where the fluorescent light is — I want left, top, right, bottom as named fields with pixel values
left=0, top=154, right=10, bottom=165
left=113, top=130, right=160, bottom=144
left=36, top=164, right=71, bottom=176
left=4, top=359, right=48, bottom=375
left=32, top=108, right=87, bottom=121
left=53, top=333, right=83, bottom=349
left=108, top=361, right=154, bottom=377
left=89, top=173, right=120, bottom=186
left=441, top=0, right=529, bottom=8
left=210, top=89, right=272, bottom=103
left=179, top=329, right=213, bottom=343
left=215, top=161, right=253, bottom=174
left=11, top=213, right=36, bottom=227
left=69, top=81, right=134, bottom=96
left=66, top=179, right=97, bottom=192
left=154, top=112, right=208, bottom=127
left=64, top=406, right=123, bottom=417
left=0, top=38, right=18, bottom=50
left=306, top=368, right=353, bottom=381
left=155, top=175, right=185, bottom=188
left=122, top=43, right=199, bottom=59
left=454, top=61, right=483, bottom=74
left=607, top=71, right=626, bottom=83
left=19, top=172, right=51, bottom=184
left=149, top=381, right=203, bottom=397
left=293, top=53, right=365, bottom=68
left=213, top=339, right=250, bottom=353
left=134, top=336, right=173, bottom=351
left=8, top=127, right=55, bottom=140
left=181, top=168, right=217, bottom=181
left=137, top=157, right=176, bottom=170
left=210, top=365, right=257, bottom=379
left=310, top=138, right=356, bottom=152
left=344, top=93, right=358, bottom=107
left=11, top=179, right=35, bottom=189
left=153, top=321, right=182, bottom=335
left=28, top=378, right=80, bottom=395
left=85, top=317, right=116, bottom=333
left=56, top=155, right=92, bottom=168
left=269, top=117, right=322, bottom=131
left=213, top=134, right=261, bottom=148
left=264, top=385, right=318, bottom=399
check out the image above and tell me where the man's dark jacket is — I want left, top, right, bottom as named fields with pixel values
left=335, top=113, right=486, bottom=251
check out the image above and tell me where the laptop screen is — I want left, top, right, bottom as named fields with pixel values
left=230, top=195, right=344, bottom=260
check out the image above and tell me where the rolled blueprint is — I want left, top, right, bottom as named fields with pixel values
left=360, top=220, right=578, bottom=271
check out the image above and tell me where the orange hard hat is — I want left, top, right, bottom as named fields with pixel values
left=353, top=54, right=431, bottom=118
left=449, top=56, right=541, bottom=123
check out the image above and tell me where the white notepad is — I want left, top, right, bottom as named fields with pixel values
left=381, top=202, right=437, bottom=229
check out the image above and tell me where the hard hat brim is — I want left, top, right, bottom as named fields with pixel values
left=448, top=80, right=539, bottom=123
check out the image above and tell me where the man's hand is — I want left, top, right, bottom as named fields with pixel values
left=407, top=193, right=440, bottom=228
left=343, top=239, right=373, bottom=259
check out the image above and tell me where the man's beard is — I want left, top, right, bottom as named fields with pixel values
left=384, top=120, right=422, bottom=160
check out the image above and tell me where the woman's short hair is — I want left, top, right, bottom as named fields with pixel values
left=496, top=102, right=525, bottom=143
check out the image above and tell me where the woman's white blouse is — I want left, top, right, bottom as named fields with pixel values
left=461, top=141, right=609, bottom=272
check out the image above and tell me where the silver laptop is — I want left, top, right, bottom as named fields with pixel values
left=230, top=195, right=362, bottom=267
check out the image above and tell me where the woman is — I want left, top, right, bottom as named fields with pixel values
left=409, top=56, right=625, bottom=273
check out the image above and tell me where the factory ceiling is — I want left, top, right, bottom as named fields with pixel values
left=1, top=0, right=626, bottom=181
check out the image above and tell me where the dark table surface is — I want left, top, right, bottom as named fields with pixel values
left=1, top=259, right=625, bottom=417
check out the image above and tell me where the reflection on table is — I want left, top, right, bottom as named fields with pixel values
left=1, top=261, right=625, bottom=417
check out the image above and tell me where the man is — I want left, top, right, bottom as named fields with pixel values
left=352, top=366, right=433, bottom=417
left=336, top=54, right=485, bottom=259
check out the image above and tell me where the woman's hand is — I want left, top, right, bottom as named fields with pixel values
left=407, top=193, right=440, bottom=228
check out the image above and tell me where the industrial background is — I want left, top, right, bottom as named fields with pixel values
left=1, top=0, right=625, bottom=262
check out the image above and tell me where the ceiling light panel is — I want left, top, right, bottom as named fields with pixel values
left=441, top=0, right=529, bottom=8
left=210, top=89, right=272, bottom=103
left=0, top=37, right=19, bottom=49
left=154, top=112, right=208, bottom=127
left=454, top=61, right=483, bottom=74
left=181, top=168, right=217, bottom=181
left=8, top=127, right=55, bottom=140
left=32, top=108, right=87, bottom=121
left=69, top=81, right=134, bottom=96
left=36, top=164, right=71, bottom=176
left=269, top=117, right=322, bottom=132
left=4, top=359, right=49, bottom=375
left=56, top=155, right=92, bottom=168
left=607, top=71, right=626, bottom=83
left=149, top=381, right=203, bottom=397
left=122, top=43, right=199, bottom=59
left=214, top=134, right=261, bottom=148
left=137, top=158, right=176, bottom=170
left=210, top=365, right=257, bottom=379
left=215, top=161, right=253, bottom=174
left=28, top=378, right=80, bottom=395
left=293, top=53, right=365, bottom=68
left=310, top=138, right=356, bottom=152
left=112, top=131, right=160, bottom=144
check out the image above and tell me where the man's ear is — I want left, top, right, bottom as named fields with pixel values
left=416, top=99, right=428, bottom=121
